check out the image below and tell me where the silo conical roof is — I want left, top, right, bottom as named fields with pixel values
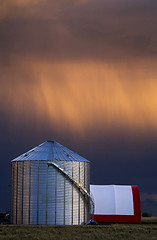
left=11, top=140, right=89, bottom=162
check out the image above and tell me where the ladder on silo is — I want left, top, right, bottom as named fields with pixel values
left=47, top=161, right=95, bottom=221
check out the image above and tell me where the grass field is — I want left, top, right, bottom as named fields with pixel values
left=0, top=218, right=157, bottom=240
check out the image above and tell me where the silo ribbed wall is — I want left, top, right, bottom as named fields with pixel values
left=11, top=160, right=90, bottom=225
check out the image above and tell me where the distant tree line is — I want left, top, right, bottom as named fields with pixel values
left=142, top=212, right=152, bottom=217
left=0, top=211, right=10, bottom=224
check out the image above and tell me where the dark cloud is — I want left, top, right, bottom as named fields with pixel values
left=0, top=0, right=157, bottom=215
left=0, top=0, right=157, bottom=61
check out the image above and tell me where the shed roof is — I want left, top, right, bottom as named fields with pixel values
left=11, top=140, right=89, bottom=162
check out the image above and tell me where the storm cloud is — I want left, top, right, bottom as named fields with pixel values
left=0, top=0, right=157, bottom=215
left=0, top=0, right=157, bottom=61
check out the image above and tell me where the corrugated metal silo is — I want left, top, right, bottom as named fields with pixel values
left=11, top=141, right=91, bottom=225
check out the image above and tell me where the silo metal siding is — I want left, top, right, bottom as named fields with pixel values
left=13, top=162, right=17, bottom=224
left=56, top=161, right=64, bottom=225
left=84, top=162, right=90, bottom=223
left=23, top=161, right=30, bottom=224
left=73, top=161, right=79, bottom=225
left=64, top=161, right=72, bottom=225
left=11, top=141, right=90, bottom=225
left=80, top=161, right=85, bottom=224
left=38, top=161, right=47, bottom=224
left=47, top=163, right=55, bottom=224
left=30, top=161, right=38, bottom=224
left=17, top=161, right=22, bottom=224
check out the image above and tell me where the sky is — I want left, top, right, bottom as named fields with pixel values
left=0, top=0, right=157, bottom=215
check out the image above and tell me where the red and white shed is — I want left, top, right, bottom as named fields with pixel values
left=90, top=185, right=141, bottom=223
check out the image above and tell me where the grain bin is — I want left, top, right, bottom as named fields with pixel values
left=11, top=140, right=92, bottom=225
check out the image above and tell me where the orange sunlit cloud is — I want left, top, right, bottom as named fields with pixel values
left=1, top=59, right=157, bottom=136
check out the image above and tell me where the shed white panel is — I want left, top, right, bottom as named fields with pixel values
left=90, top=185, right=134, bottom=215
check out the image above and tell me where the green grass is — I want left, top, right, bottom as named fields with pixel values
left=0, top=218, right=157, bottom=240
